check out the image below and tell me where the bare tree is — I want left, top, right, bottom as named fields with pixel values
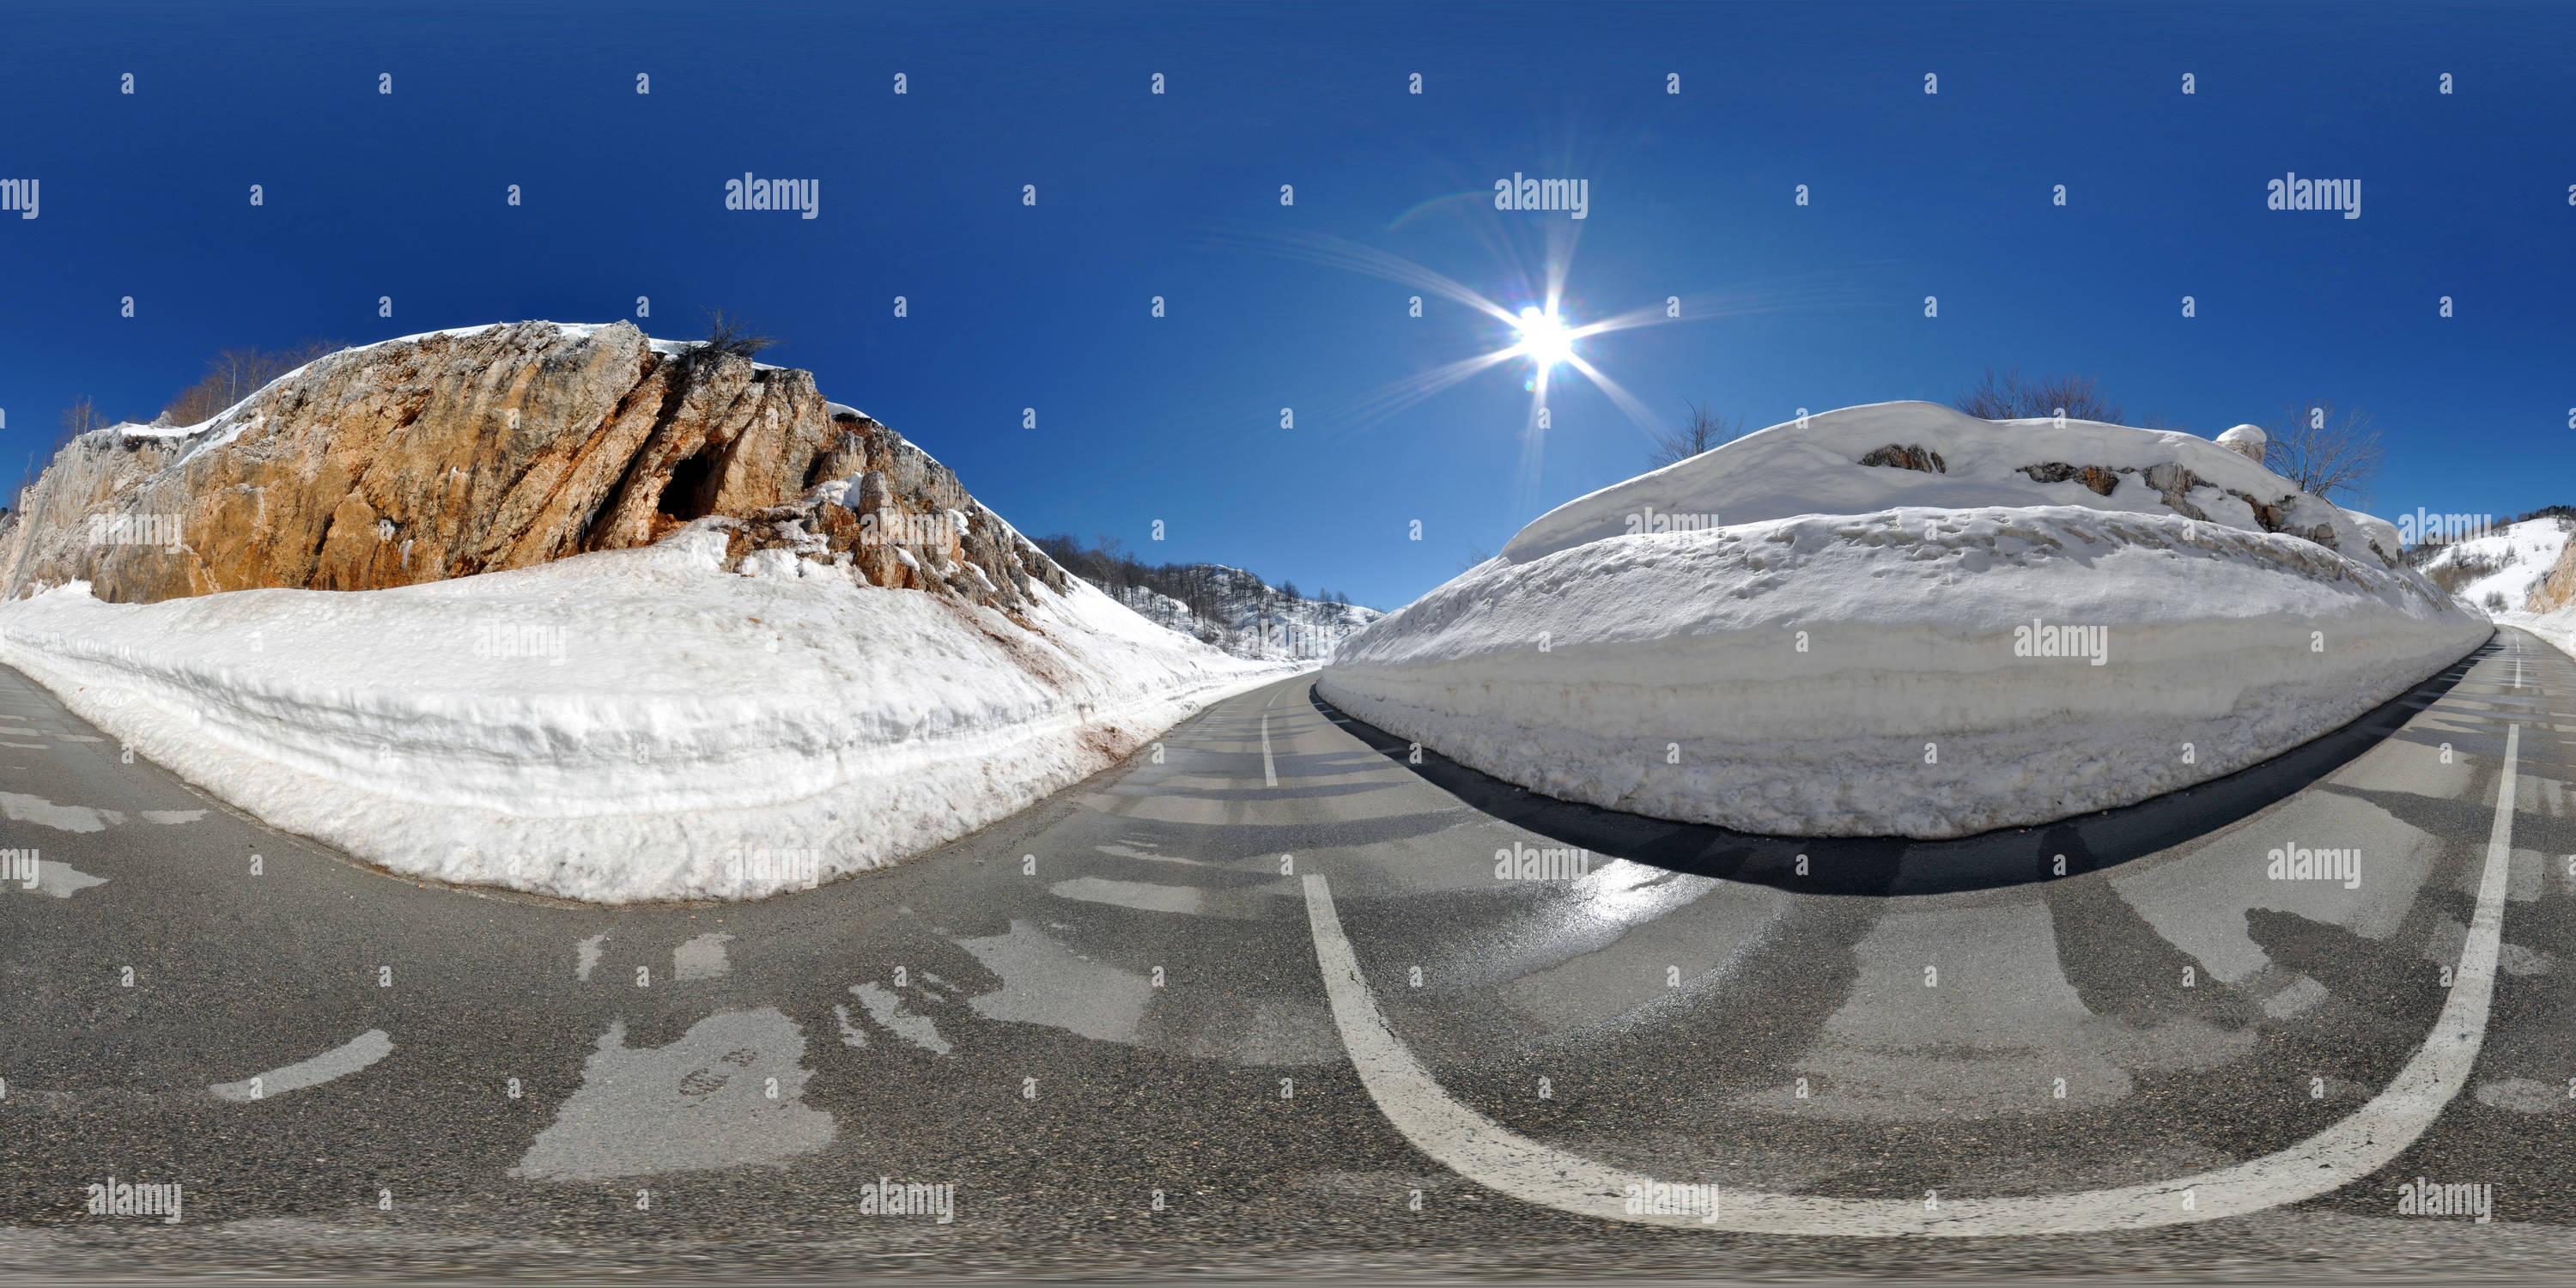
left=61, top=397, right=104, bottom=437
left=698, top=308, right=775, bottom=360
left=1645, top=400, right=1742, bottom=469
left=1954, top=368, right=2124, bottom=424
left=2262, top=398, right=2383, bottom=502
left=160, top=339, right=343, bottom=426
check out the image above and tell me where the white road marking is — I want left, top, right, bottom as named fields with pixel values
left=1299, top=721, right=2523, bottom=1235
left=1262, top=715, right=1278, bottom=787
left=574, top=933, right=607, bottom=981
left=208, top=1030, right=393, bottom=1102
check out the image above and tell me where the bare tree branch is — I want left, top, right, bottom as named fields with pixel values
left=2261, top=398, right=2383, bottom=503
left=1954, top=368, right=2125, bottom=424
left=1645, top=400, right=1743, bottom=469
left=698, top=308, right=776, bottom=360
left=159, top=340, right=344, bottom=427
left=60, top=397, right=103, bottom=438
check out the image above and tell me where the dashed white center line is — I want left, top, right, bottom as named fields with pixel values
left=1261, top=714, right=1278, bottom=787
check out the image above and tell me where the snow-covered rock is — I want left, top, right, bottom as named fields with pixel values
left=0, top=321, right=1064, bottom=617
left=1498, top=401, right=2401, bottom=567
left=0, top=324, right=1285, bottom=902
left=1319, top=402, right=2488, bottom=840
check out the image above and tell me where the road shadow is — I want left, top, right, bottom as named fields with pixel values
left=1310, top=636, right=2494, bottom=896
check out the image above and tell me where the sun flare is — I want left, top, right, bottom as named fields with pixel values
left=1514, top=306, right=1573, bottom=371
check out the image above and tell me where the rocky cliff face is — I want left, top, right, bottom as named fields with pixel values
left=0, top=321, right=1069, bottom=615
left=2532, top=537, right=2576, bottom=615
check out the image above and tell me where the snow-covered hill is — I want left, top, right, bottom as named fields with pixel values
left=1321, top=401, right=2488, bottom=840
left=0, top=324, right=1285, bottom=902
left=2411, top=514, right=2573, bottom=612
left=1104, top=565, right=1383, bottom=662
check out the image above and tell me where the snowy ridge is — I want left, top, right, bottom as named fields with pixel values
left=1322, top=404, right=2487, bottom=840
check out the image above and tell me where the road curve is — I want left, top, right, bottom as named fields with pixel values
left=3, top=630, right=2575, bottom=1279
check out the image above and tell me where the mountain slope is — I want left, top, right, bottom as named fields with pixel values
left=1105, top=566, right=1382, bottom=661
left=2413, top=513, right=2574, bottom=612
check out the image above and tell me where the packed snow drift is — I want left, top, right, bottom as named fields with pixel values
left=0, top=526, right=1278, bottom=902
left=1319, top=402, right=2489, bottom=839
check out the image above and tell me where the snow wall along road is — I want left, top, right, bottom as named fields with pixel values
left=1316, top=402, right=2492, bottom=840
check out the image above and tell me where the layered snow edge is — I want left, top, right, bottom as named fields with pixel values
left=1321, top=404, right=2489, bottom=840
left=0, top=531, right=1284, bottom=902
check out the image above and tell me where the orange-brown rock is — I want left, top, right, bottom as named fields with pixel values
left=2531, top=535, right=2576, bottom=614
left=0, top=321, right=1068, bottom=614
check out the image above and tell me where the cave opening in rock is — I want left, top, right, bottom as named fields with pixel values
left=657, top=452, right=717, bottom=520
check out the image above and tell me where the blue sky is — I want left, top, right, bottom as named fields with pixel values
left=3, top=1, right=2570, bottom=609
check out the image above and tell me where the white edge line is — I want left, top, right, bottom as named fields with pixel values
left=1301, top=720, right=2520, bottom=1236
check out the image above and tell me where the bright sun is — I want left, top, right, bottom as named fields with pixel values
left=1515, top=306, right=1572, bottom=370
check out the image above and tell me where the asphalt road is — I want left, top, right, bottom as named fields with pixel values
left=4, top=628, right=2576, bottom=1282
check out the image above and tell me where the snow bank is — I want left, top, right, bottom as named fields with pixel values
left=2509, top=605, right=2576, bottom=662
left=0, top=526, right=1282, bottom=902
left=1321, top=404, right=2488, bottom=839
left=1500, top=401, right=2401, bottom=565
